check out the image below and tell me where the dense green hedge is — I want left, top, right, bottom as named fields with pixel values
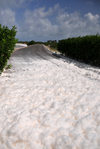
left=57, top=35, right=100, bottom=66
left=0, top=25, right=17, bottom=74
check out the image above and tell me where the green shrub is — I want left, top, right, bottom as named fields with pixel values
left=27, top=40, right=36, bottom=46
left=0, top=25, right=17, bottom=74
left=5, top=64, right=12, bottom=70
left=57, top=35, right=100, bottom=66
left=44, top=40, right=58, bottom=49
left=27, top=40, right=45, bottom=46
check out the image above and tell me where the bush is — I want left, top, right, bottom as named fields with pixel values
left=45, top=40, right=58, bottom=49
left=0, top=25, right=17, bottom=74
left=27, top=40, right=36, bottom=46
left=5, top=64, right=12, bottom=70
left=57, top=35, right=100, bottom=66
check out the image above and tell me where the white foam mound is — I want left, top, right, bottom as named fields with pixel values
left=15, top=43, right=27, bottom=49
left=0, top=45, right=100, bottom=149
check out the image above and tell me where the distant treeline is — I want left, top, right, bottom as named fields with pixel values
left=0, top=25, right=17, bottom=74
left=57, top=35, right=100, bottom=67
left=44, top=40, right=58, bottom=49
left=18, top=40, right=58, bottom=49
left=18, top=35, right=100, bottom=67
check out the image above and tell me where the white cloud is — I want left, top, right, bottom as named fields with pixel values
left=18, top=5, right=100, bottom=41
left=0, top=2, right=100, bottom=41
left=0, top=0, right=32, bottom=8
left=56, top=12, right=100, bottom=38
left=18, top=6, right=59, bottom=41
left=0, top=9, right=16, bottom=27
left=85, top=12, right=99, bottom=22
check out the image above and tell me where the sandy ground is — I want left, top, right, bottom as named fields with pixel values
left=0, top=44, right=100, bottom=149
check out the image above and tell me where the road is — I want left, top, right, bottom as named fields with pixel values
left=0, top=44, right=100, bottom=149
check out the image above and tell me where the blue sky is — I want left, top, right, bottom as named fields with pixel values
left=0, top=0, right=100, bottom=41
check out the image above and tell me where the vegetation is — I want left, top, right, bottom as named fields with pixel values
left=20, top=40, right=58, bottom=50
left=57, top=35, right=100, bottom=67
left=17, top=35, right=100, bottom=67
left=44, top=40, right=58, bottom=49
left=27, top=40, right=36, bottom=45
left=17, top=41, right=29, bottom=45
left=0, top=24, right=17, bottom=74
left=18, top=40, right=44, bottom=46
left=5, top=64, right=12, bottom=70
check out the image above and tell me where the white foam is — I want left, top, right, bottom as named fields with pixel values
left=0, top=46, right=100, bottom=149
left=15, top=43, right=27, bottom=49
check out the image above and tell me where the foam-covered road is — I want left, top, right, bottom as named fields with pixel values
left=0, top=44, right=100, bottom=149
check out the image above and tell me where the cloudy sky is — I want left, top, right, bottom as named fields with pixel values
left=0, top=0, right=100, bottom=41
